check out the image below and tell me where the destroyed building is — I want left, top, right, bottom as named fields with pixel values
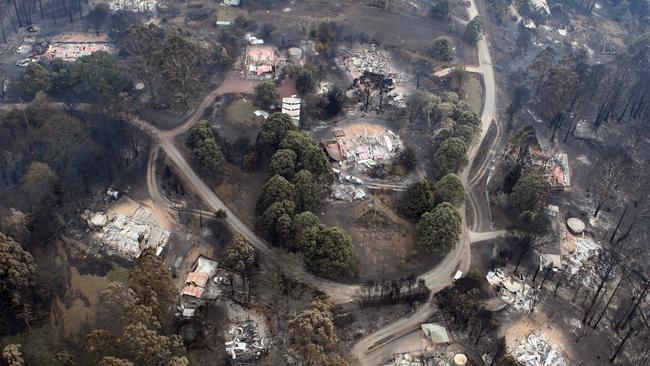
left=243, top=45, right=278, bottom=78
left=109, top=0, right=159, bottom=12
left=225, top=319, right=268, bottom=363
left=337, top=44, right=411, bottom=107
left=486, top=269, right=539, bottom=312
left=85, top=206, right=170, bottom=260
left=512, top=333, right=568, bottom=366
left=42, top=33, right=115, bottom=62
left=320, top=125, right=403, bottom=166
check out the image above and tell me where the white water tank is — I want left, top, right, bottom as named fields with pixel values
left=453, top=353, right=468, bottom=366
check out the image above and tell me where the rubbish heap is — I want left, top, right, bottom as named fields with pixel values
left=512, top=333, right=568, bottom=366
left=109, top=0, right=158, bottom=12
left=225, top=320, right=268, bottom=362
left=330, top=184, right=367, bottom=202
left=565, top=235, right=599, bottom=275
left=486, top=269, right=538, bottom=312
left=340, top=44, right=393, bottom=79
left=87, top=206, right=170, bottom=260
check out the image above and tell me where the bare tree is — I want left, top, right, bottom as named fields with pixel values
left=591, top=157, right=626, bottom=217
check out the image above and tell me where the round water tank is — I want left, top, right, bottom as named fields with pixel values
left=453, top=353, right=468, bottom=366
left=567, top=217, right=585, bottom=234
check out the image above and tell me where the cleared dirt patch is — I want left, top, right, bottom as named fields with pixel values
left=214, top=164, right=266, bottom=229
left=320, top=195, right=429, bottom=281
left=223, top=99, right=265, bottom=131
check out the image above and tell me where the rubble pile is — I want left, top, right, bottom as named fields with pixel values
left=337, top=45, right=410, bottom=107
left=87, top=206, right=170, bottom=260
left=321, top=126, right=403, bottom=167
left=486, top=269, right=538, bottom=312
left=512, top=334, right=568, bottom=366
left=566, top=235, right=599, bottom=275
left=340, top=44, right=392, bottom=79
left=225, top=320, right=268, bottom=362
left=109, top=0, right=158, bottom=12
left=330, top=184, right=366, bottom=202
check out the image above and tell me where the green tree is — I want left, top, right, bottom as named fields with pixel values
left=192, top=139, right=226, bottom=179
left=431, top=0, right=450, bottom=18
left=73, top=51, right=127, bottom=99
left=453, top=124, right=476, bottom=144
left=167, top=357, right=189, bottom=366
left=295, top=68, right=315, bottom=96
left=456, top=110, right=481, bottom=135
left=222, top=234, right=255, bottom=274
left=299, top=144, right=335, bottom=186
left=21, top=161, right=58, bottom=208
left=119, top=322, right=182, bottom=365
left=278, top=130, right=314, bottom=156
left=440, top=288, right=480, bottom=329
left=256, top=113, right=296, bottom=153
left=0, top=233, right=37, bottom=326
left=128, top=249, right=176, bottom=321
left=509, top=174, right=548, bottom=213
left=296, top=224, right=356, bottom=277
left=268, top=149, right=297, bottom=179
left=397, top=179, right=435, bottom=220
left=435, top=174, right=465, bottom=207
left=464, top=16, right=486, bottom=44
left=279, top=131, right=334, bottom=185
left=433, top=137, right=468, bottom=177
left=254, top=81, right=277, bottom=109
left=293, top=170, right=321, bottom=212
left=87, top=3, right=110, bottom=35
left=158, top=26, right=218, bottom=110
left=291, top=211, right=320, bottom=247
left=22, top=63, right=51, bottom=95
left=222, top=234, right=255, bottom=296
left=186, top=120, right=215, bottom=150
left=416, top=203, right=462, bottom=255
left=257, top=174, right=296, bottom=213
left=287, top=301, right=349, bottom=366
left=431, top=36, right=455, bottom=61
left=255, top=200, right=295, bottom=244
left=98, top=357, right=134, bottom=366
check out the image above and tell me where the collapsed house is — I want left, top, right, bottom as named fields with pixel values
left=243, top=45, right=278, bottom=78
left=486, top=269, right=539, bottom=312
left=320, top=125, right=403, bottom=167
left=530, top=148, right=571, bottom=191
left=337, top=44, right=410, bottom=107
left=512, top=333, right=568, bottom=366
left=109, top=0, right=158, bottom=12
left=85, top=206, right=170, bottom=260
left=340, top=44, right=393, bottom=80
left=225, top=319, right=268, bottom=362
left=42, top=33, right=115, bottom=62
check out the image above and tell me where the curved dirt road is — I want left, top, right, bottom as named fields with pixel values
left=350, top=0, right=499, bottom=364
left=127, top=1, right=500, bottom=362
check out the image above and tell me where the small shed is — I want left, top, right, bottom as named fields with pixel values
left=421, top=323, right=450, bottom=344
left=216, top=20, right=231, bottom=29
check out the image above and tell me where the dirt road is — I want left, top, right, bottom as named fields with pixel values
left=350, top=0, right=500, bottom=363
left=122, top=2, right=502, bottom=362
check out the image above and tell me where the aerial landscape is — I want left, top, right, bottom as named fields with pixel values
left=1, top=0, right=650, bottom=365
